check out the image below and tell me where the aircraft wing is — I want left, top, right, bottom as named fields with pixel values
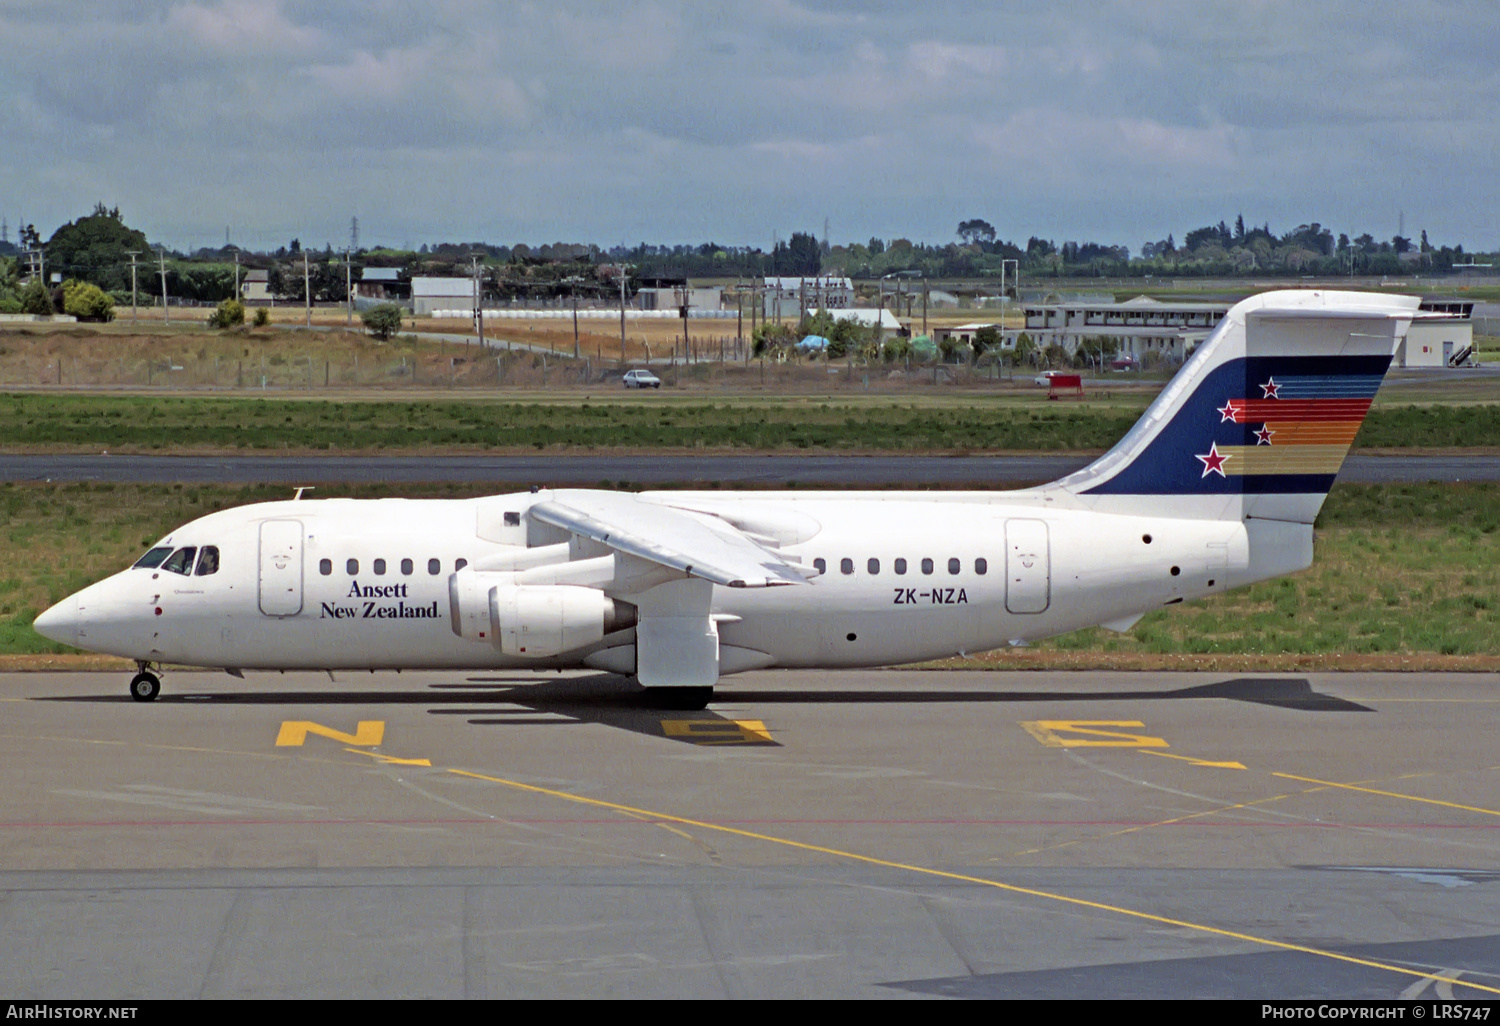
left=529, top=490, right=811, bottom=589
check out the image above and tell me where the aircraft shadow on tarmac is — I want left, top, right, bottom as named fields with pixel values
left=41, top=675, right=1368, bottom=748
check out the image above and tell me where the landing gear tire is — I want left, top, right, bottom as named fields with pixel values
left=644, top=686, right=713, bottom=711
left=129, top=672, right=161, bottom=702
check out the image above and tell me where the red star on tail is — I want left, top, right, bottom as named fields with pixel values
left=1195, top=442, right=1230, bottom=478
left=1260, top=377, right=1281, bottom=398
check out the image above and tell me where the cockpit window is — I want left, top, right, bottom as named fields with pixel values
left=161, top=547, right=197, bottom=576
left=133, top=546, right=174, bottom=569
left=195, top=546, right=220, bottom=576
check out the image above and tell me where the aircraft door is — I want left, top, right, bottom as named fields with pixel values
left=1005, top=519, right=1050, bottom=614
left=259, top=520, right=304, bottom=616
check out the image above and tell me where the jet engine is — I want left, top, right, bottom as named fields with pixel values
left=449, top=571, right=634, bottom=658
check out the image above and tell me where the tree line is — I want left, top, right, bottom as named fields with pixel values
left=3, top=205, right=1490, bottom=316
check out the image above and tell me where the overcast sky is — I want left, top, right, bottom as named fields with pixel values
left=3, top=1, right=1496, bottom=253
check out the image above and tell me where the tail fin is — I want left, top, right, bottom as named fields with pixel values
left=1052, top=290, right=1418, bottom=523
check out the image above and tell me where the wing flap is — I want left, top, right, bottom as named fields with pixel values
left=529, top=490, right=809, bottom=589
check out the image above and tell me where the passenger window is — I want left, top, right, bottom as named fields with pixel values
left=456, top=558, right=468, bottom=571
left=813, top=558, right=826, bottom=575
left=161, top=547, right=196, bottom=576
left=428, top=558, right=441, bottom=575
left=867, top=558, right=879, bottom=575
left=347, top=558, right=359, bottom=575
left=948, top=558, right=960, bottom=575
left=320, top=558, right=332, bottom=576
left=840, top=558, right=854, bottom=575
left=921, top=558, right=934, bottom=575
left=401, top=558, right=413, bottom=575
left=133, top=546, right=174, bottom=569
left=374, top=558, right=386, bottom=575
left=895, top=558, right=907, bottom=575
left=976, top=557, right=988, bottom=575
left=194, top=546, right=220, bottom=576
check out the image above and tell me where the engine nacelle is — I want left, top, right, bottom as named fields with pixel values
left=450, top=571, right=634, bottom=658
left=490, top=585, right=622, bottom=658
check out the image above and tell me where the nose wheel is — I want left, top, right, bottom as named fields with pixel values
left=130, top=671, right=161, bottom=702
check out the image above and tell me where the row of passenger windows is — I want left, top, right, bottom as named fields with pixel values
left=134, top=545, right=220, bottom=576
left=319, top=557, right=468, bottom=577
left=813, top=557, right=987, bottom=577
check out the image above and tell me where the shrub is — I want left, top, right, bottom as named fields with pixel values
left=0, top=299, right=21, bottom=314
left=61, top=280, right=116, bottom=322
left=362, top=303, right=404, bottom=340
left=252, top=307, right=270, bottom=328
left=20, top=278, right=54, bottom=316
left=207, top=298, right=245, bottom=329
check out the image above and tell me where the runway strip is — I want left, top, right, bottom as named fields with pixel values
left=2, top=452, right=1495, bottom=485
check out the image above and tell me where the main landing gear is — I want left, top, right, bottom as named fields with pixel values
left=130, top=661, right=161, bottom=702
left=642, top=686, right=713, bottom=711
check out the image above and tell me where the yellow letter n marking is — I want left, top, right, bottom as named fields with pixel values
left=276, top=720, right=386, bottom=747
left=1020, top=720, right=1168, bottom=749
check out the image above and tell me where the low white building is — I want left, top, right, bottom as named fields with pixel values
left=1400, top=299, right=1474, bottom=367
left=1021, top=296, right=1231, bottom=363
left=241, top=269, right=271, bottom=303
left=833, top=307, right=904, bottom=333
left=637, top=285, right=723, bottom=312
left=411, top=277, right=476, bottom=317
left=763, top=276, right=854, bottom=318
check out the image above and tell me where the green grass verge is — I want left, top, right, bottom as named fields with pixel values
left=3, top=481, right=1496, bottom=659
left=0, top=393, right=1497, bottom=452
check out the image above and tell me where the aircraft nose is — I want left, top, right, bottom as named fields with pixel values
left=32, top=595, right=79, bottom=647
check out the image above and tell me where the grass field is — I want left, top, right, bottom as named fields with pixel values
left=3, top=481, right=1496, bottom=670
left=0, top=391, right=1496, bottom=452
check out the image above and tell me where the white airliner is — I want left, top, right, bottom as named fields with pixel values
left=34, top=290, right=1418, bottom=708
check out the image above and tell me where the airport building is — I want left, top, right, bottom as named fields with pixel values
left=411, top=276, right=475, bottom=317
left=635, top=280, right=723, bottom=313
left=763, top=276, right=854, bottom=318
left=1021, top=296, right=1231, bottom=364
left=240, top=269, right=271, bottom=303
left=357, top=267, right=408, bottom=302
left=1402, top=299, right=1474, bottom=367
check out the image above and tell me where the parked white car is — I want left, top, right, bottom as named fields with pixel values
left=622, top=369, right=662, bottom=389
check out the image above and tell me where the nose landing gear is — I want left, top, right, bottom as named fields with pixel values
left=130, top=662, right=161, bottom=702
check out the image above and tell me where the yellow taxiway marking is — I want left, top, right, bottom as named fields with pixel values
left=343, top=747, right=431, bottom=767
left=1141, top=750, right=1246, bottom=770
left=1020, top=720, right=1168, bottom=748
left=276, top=720, right=385, bottom=748
left=661, top=719, right=774, bottom=745
left=1272, top=772, right=1500, bottom=818
left=1012, top=787, right=1317, bottom=857
left=445, top=766, right=1499, bottom=996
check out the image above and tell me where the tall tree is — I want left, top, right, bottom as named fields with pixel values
left=44, top=206, right=150, bottom=292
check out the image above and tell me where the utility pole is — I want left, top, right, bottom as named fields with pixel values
left=303, top=250, right=311, bottom=328
left=618, top=267, right=628, bottom=366
left=126, top=251, right=140, bottom=323
left=158, top=249, right=169, bottom=324
left=234, top=250, right=241, bottom=304
left=468, top=255, right=486, bottom=349
left=572, top=287, right=579, bottom=359
left=345, top=250, right=352, bottom=328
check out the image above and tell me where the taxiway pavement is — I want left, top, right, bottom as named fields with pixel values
left=1, top=668, right=1497, bottom=998
left=2, top=452, right=1496, bottom=486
